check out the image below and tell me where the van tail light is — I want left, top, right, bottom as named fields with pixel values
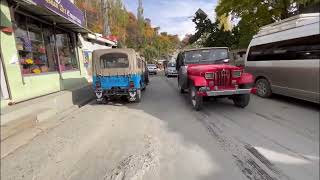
left=95, top=81, right=101, bottom=88
left=129, top=81, right=135, bottom=88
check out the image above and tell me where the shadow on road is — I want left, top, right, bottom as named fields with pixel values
left=90, top=75, right=319, bottom=180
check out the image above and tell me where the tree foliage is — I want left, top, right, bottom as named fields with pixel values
left=75, top=0, right=180, bottom=62
left=188, top=0, right=319, bottom=49
left=188, top=11, right=236, bottom=48
left=214, top=0, right=320, bottom=48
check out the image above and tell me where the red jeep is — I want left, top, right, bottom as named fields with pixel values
left=176, top=48, right=256, bottom=111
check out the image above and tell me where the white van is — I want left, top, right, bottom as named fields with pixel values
left=245, top=13, right=320, bottom=103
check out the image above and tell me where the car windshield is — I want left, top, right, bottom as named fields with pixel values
left=168, top=63, right=176, bottom=67
left=184, top=49, right=229, bottom=64
left=147, top=64, right=156, bottom=68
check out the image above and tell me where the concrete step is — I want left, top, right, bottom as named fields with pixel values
left=1, top=113, right=37, bottom=141
left=0, top=85, right=95, bottom=158
left=1, top=85, right=95, bottom=126
left=0, top=104, right=81, bottom=159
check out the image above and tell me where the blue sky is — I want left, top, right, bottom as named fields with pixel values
left=123, top=0, right=218, bottom=39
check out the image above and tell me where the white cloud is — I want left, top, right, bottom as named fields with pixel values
left=124, top=0, right=218, bottom=39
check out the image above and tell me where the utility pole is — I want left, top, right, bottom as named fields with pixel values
left=101, top=0, right=111, bottom=36
left=137, top=0, right=144, bottom=46
left=137, top=0, right=144, bottom=21
left=84, top=0, right=89, bottom=28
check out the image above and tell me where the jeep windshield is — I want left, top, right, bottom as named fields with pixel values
left=184, top=49, right=229, bottom=64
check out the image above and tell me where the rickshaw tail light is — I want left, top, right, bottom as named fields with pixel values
left=129, top=81, right=135, bottom=88
left=95, top=81, right=101, bottom=88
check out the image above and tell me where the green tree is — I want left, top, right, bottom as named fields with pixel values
left=215, top=0, right=320, bottom=48
left=188, top=11, right=235, bottom=48
left=142, top=46, right=158, bottom=62
left=75, top=0, right=180, bottom=58
left=108, top=0, right=128, bottom=45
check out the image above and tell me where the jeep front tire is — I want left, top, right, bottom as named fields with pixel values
left=233, top=94, right=250, bottom=108
left=190, top=84, right=203, bottom=111
left=233, top=84, right=251, bottom=108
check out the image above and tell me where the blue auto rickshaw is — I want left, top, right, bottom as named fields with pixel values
left=92, top=49, right=148, bottom=103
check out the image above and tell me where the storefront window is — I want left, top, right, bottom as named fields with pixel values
left=43, top=25, right=58, bottom=72
left=55, top=29, right=78, bottom=71
left=14, top=13, right=79, bottom=75
left=14, top=13, right=58, bottom=75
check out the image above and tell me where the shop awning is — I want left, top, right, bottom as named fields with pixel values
left=85, top=33, right=117, bottom=46
left=11, top=0, right=91, bottom=33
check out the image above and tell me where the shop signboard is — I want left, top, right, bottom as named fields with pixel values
left=31, top=0, right=85, bottom=27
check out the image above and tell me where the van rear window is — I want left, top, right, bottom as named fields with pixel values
left=100, top=53, right=129, bottom=68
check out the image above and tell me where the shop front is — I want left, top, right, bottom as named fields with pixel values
left=0, top=0, right=91, bottom=106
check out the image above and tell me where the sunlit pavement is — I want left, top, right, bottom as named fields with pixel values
left=1, top=74, right=319, bottom=180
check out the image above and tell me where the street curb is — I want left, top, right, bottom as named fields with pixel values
left=0, top=102, right=90, bottom=159
left=1, top=85, right=95, bottom=126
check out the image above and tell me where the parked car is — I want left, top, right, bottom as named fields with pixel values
left=165, top=62, right=178, bottom=77
left=245, top=13, right=320, bottom=103
left=176, top=47, right=256, bottom=111
left=147, top=64, right=157, bottom=75
left=92, top=48, right=148, bottom=103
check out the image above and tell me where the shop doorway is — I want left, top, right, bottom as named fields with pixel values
left=0, top=55, right=9, bottom=100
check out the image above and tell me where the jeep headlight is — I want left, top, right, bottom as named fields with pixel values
left=232, top=70, right=242, bottom=78
left=205, top=72, right=214, bottom=79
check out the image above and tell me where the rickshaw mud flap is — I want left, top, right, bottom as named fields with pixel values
left=129, top=89, right=137, bottom=101
left=95, top=89, right=103, bottom=100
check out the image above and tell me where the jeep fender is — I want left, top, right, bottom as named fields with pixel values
left=189, top=75, right=208, bottom=87
left=238, top=73, right=254, bottom=85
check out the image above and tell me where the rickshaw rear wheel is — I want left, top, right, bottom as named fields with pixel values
left=141, top=82, right=146, bottom=91
left=135, top=89, right=142, bottom=103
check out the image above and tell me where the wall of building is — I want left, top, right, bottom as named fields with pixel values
left=0, top=0, right=90, bottom=107
left=79, top=35, right=113, bottom=82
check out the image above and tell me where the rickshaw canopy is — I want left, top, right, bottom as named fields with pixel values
left=93, top=49, right=142, bottom=76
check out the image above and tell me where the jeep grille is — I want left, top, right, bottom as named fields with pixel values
left=214, top=70, right=231, bottom=87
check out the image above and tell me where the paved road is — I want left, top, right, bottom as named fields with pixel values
left=1, top=74, right=319, bottom=180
